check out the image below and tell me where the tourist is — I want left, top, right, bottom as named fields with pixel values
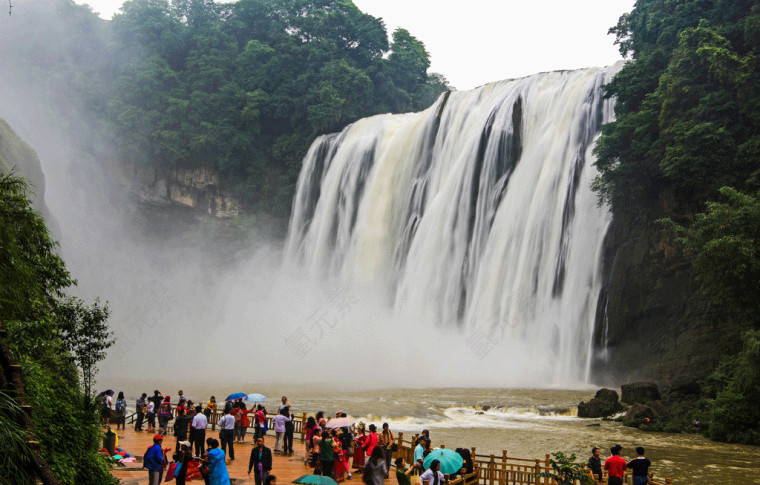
left=178, top=390, right=187, bottom=406
left=218, top=408, right=236, bottom=460
left=395, top=457, right=414, bottom=485
left=379, top=422, right=395, bottom=478
left=603, top=445, right=626, bottom=485
left=455, top=448, right=474, bottom=476
left=311, top=427, right=322, bottom=472
left=173, top=407, right=193, bottom=452
left=362, top=446, right=386, bottom=485
left=204, top=438, right=230, bottom=485
left=115, top=391, right=127, bottom=430
left=338, top=426, right=354, bottom=476
left=414, top=436, right=425, bottom=461
left=315, top=411, right=327, bottom=432
left=420, top=459, right=446, bottom=485
left=421, top=429, right=431, bottom=447
left=231, top=401, right=243, bottom=443
left=240, top=402, right=254, bottom=443
left=353, top=423, right=366, bottom=470
left=283, top=406, right=295, bottom=454
left=191, top=404, right=208, bottom=456
left=587, top=447, right=602, bottom=482
left=248, top=437, right=273, bottom=485
left=304, top=416, right=319, bottom=465
left=204, top=396, right=217, bottom=420
left=363, top=423, right=379, bottom=460
left=254, top=404, right=267, bottom=440
left=278, top=396, right=292, bottom=412
left=100, top=390, right=113, bottom=427
left=135, top=393, right=147, bottom=431
left=319, top=428, right=335, bottom=479
left=173, top=441, right=193, bottom=485
left=223, top=399, right=233, bottom=414
left=145, top=434, right=166, bottom=485
left=151, top=390, right=164, bottom=412
left=331, top=428, right=349, bottom=480
left=627, top=447, right=652, bottom=485
left=146, top=397, right=156, bottom=432
left=158, top=395, right=173, bottom=435
left=272, top=407, right=292, bottom=452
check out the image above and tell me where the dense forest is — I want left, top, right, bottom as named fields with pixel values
left=594, top=0, right=760, bottom=444
left=0, top=0, right=448, bottom=217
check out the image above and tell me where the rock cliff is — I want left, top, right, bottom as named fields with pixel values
left=121, top=161, right=241, bottom=219
left=0, top=118, right=48, bottom=212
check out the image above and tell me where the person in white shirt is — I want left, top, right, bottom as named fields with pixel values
left=146, top=400, right=156, bottom=432
left=272, top=408, right=292, bottom=452
left=190, top=405, right=208, bottom=456
left=420, top=460, right=447, bottom=485
left=218, top=408, right=236, bottom=460
left=101, top=393, right=113, bottom=427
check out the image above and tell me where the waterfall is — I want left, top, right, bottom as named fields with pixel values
left=286, top=63, right=623, bottom=385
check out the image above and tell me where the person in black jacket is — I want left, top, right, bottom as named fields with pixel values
left=588, top=447, right=602, bottom=483
left=173, top=408, right=193, bottom=452
left=248, top=437, right=273, bottom=485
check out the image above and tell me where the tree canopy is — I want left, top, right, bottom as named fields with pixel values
left=1, top=0, right=446, bottom=216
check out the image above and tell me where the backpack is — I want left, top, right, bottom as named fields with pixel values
left=102, top=395, right=109, bottom=408
left=116, top=400, right=124, bottom=413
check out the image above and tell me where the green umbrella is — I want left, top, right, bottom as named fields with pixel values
left=423, top=449, right=464, bottom=475
left=292, top=475, right=339, bottom=485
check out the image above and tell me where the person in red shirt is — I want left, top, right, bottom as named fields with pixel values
left=603, top=445, right=626, bottom=485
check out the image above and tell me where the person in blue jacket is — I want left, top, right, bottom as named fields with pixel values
left=145, top=434, right=166, bottom=485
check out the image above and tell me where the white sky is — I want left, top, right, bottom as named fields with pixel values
left=78, top=0, right=634, bottom=90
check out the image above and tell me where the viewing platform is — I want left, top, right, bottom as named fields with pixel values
left=109, top=410, right=673, bottom=485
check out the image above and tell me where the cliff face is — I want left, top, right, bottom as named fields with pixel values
left=121, top=161, right=241, bottom=219
left=592, top=214, right=735, bottom=394
left=0, top=118, right=47, bottom=211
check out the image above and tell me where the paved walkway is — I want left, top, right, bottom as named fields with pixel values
left=109, top=426, right=348, bottom=485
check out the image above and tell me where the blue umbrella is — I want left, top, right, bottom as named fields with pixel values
left=292, top=475, right=338, bottom=485
left=244, top=393, right=268, bottom=402
left=423, top=449, right=464, bottom=475
left=224, top=392, right=247, bottom=402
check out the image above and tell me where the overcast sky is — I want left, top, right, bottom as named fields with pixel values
left=78, top=0, right=635, bottom=90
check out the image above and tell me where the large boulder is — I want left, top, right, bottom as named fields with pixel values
left=621, top=382, right=661, bottom=404
left=578, top=389, right=624, bottom=418
left=622, top=401, right=669, bottom=426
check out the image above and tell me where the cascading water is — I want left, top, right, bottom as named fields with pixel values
left=286, top=63, right=624, bottom=385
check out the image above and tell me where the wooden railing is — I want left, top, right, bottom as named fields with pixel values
left=126, top=407, right=673, bottom=485
left=393, top=433, right=672, bottom=485
left=128, top=406, right=309, bottom=441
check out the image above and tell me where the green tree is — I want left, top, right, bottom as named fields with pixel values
left=702, top=329, right=760, bottom=444
left=535, top=452, right=596, bottom=485
left=55, top=297, right=114, bottom=402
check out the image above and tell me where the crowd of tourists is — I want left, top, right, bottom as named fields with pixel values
left=103, top=390, right=654, bottom=485
left=588, top=444, right=652, bottom=485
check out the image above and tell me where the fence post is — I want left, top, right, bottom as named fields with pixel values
left=489, top=455, right=495, bottom=485
left=534, top=459, right=541, bottom=485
